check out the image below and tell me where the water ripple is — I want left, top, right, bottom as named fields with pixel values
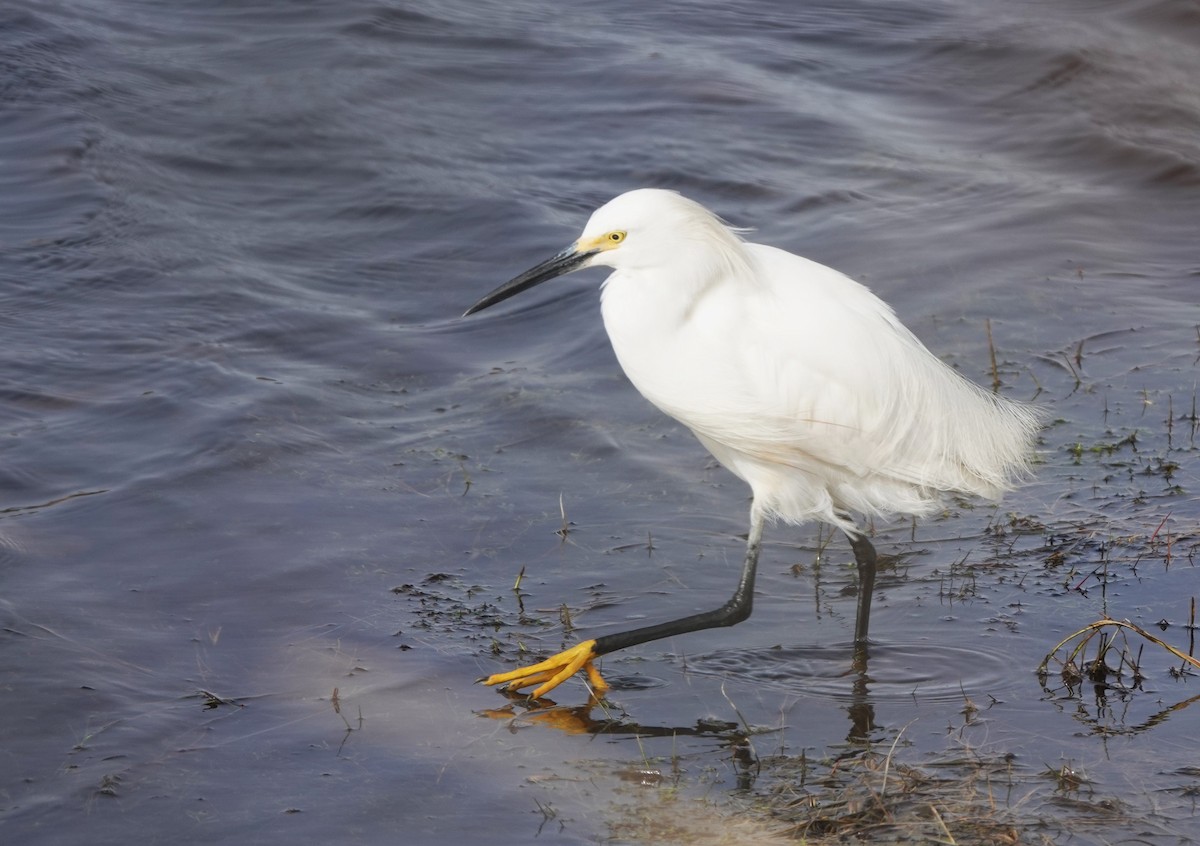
left=684, top=641, right=1013, bottom=703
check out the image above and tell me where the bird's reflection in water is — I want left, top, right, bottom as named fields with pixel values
left=478, top=694, right=740, bottom=739
left=478, top=693, right=764, bottom=789
left=845, top=643, right=877, bottom=743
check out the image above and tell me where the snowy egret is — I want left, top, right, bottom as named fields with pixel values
left=465, top=189, right=1039, bottom=700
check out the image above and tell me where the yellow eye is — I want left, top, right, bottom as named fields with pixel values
left=608, top=231, right=626, bottom=243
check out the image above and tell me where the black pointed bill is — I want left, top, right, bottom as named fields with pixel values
left=463, top=244, right=597, bottom=317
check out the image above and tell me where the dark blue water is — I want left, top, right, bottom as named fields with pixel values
left=3, top=1, right=1198, bottom=844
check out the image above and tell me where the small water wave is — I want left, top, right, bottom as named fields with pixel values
left=683, top=641, right=1013, bottom=702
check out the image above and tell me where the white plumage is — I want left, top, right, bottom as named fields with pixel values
left=589, top=189, right=1038, bottom=534
left=466, top=188, right=1039, bottom=700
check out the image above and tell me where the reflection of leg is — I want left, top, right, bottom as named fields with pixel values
left=847, top=641, right=875, bottom=742
left=482, top=507, right=766, bottom=700
left=846, top=531, right=878, bottom=644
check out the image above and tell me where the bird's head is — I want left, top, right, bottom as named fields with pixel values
left=463, top=189, right=743, bottom=316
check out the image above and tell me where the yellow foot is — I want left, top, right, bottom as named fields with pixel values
left=481, top=639, right=609, bottom=699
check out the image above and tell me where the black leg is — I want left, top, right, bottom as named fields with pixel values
left=845, top=531, right=877, bottom=644
left=592, top=509, right=765, bottom=657
left=482, top=508, right=766, bottom=698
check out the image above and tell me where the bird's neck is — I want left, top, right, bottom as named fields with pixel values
left=600, top=266, right=708, bottom=325
left=600, top=241, right=756, bottom=326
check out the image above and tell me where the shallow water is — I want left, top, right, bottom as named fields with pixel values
left=2, top=0, right=1198, bottom=843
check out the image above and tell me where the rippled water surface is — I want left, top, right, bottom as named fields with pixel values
left=3, top=1, right=1198, bottom=843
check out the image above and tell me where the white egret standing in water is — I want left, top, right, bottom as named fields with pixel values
left=464, top=189, right=1039, bottom=700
